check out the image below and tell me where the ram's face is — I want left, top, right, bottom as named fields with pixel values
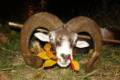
left=50, top=29, right=76, bottom=67
left=34, top=28, right=89, bottom=67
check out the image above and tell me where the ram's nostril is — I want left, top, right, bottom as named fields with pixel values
left=61, top=54, right=71, bottom=60
left=67, top=55, right=71, bottom=60
left=61, top=53, right=65, bottom=59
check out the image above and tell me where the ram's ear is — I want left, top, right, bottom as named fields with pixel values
left=34, top=32, right=50, bottom=42
left=75, top=40, right=89, bottom=48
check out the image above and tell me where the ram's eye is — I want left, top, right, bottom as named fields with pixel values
left=49, top=35, right=53, bottom=41
left=68, top=39, right=73, bottom=47
left=56, top=38, right=61, bottom=46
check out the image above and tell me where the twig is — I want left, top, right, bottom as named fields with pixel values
left=8, top=21, right=120, bottom=44
left=8, top=22, right=23, bottom=29
left=79, top=35, right=120, bottom=44
left=0, top=47, right=19, bottom=54
left=81, top=69, right=98, bottom=80
left=1, top=67, right=14, bottom=71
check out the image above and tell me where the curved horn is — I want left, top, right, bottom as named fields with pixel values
left=20, top=12, right=63, bottom=67
left=66, top=16, right=102, bottom=70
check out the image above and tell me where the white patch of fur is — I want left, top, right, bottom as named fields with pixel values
left=76, top=40, right=89, bottom=48
left=56, top=36, right=73, bottom=67
left=34, top=32, right=50, bottom=42
left=49, top=31, right=56, bottom=43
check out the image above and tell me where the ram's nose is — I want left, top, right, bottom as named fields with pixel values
left=56, top=53, right=72, bottom=67
left=61, top=53, right=71, bottom=61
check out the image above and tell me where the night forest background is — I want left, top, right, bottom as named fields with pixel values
left=0, top=0, right=120, bottom=26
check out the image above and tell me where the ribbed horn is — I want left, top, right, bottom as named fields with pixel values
left=20, top=12, right=63, bottom=67
left=66, top=16, right=102, bottom=71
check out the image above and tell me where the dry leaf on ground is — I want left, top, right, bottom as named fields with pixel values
left=70, top=60, right=80, bottom=71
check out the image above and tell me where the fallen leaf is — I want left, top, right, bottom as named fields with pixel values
left=42, top=59, right=56, bottom=68
left=47, top=51, right=55, bottom=58
left=31, top=41, right=42, bottom=54
left=44, top=43, right=51, bottom=51
left=71, top=60, right=80, bottom=71
left=37, top=50, right=50, bottom=60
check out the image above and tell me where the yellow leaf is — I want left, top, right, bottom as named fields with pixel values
left=70, top=60, right=80, bottom=71
left=44, top=43, right=51, bottom=51
left=47, top=51, right=55, bottom=58
left=37, top=50, right=50, bottom=60
left=42, top=59, right=56, bottom=68
left=47, top=51, right=58, bottom=60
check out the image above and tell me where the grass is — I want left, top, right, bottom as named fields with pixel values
left=0, top=26, right=120, bottom=80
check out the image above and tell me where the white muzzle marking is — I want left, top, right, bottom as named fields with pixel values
left=56, top=37, right=73, bottom=67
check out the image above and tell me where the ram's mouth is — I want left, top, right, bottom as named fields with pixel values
left=57, top=54, right=73, bottom=67
left=57, top=60, right=70, bottom=67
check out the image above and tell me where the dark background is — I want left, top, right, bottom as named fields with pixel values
left=0, top=0, right=120, bottom=29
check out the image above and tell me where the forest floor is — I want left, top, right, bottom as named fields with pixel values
left=0, top=25, right=120, bottom=80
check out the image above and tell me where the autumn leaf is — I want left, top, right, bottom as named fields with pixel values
left=70, top=60, right=80, bottom=71
left=37, top=50, right=50, bottom=60
left=42, top=59, right=56, bottom=68
left=44, top=43, right=51, bottom=51
left=47, top=51, right=55, bottom=58
left=44, top=43, right=57, bottom=60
